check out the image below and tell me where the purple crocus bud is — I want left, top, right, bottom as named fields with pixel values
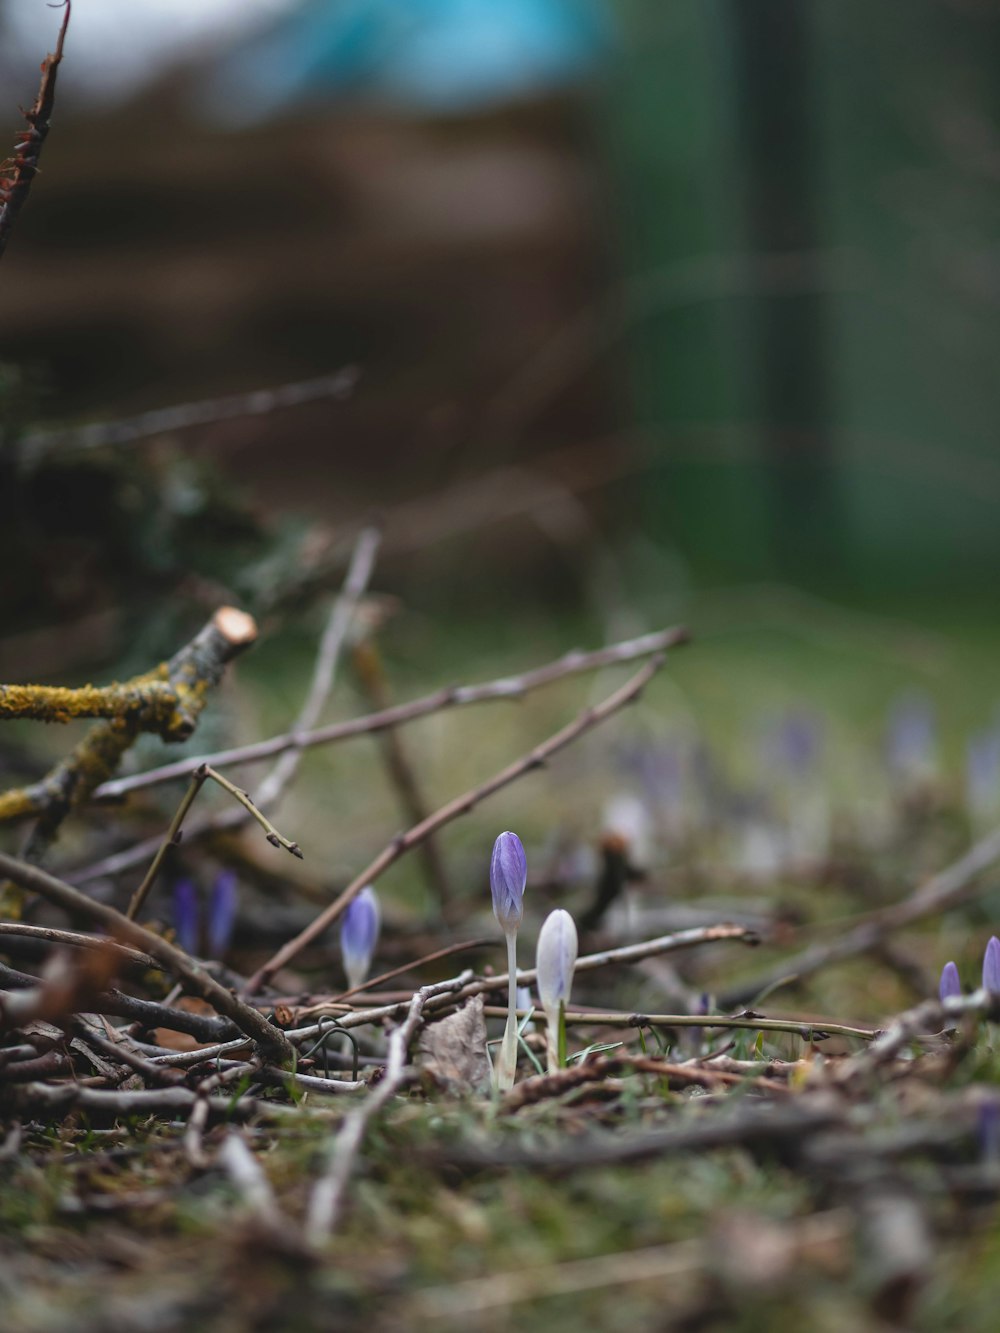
left=536, top=909, right=578, bottom=1012
left=939, top=961, right=961, bottom=1002
left=172, top=879, right=200, bottom=956
left=490, top=831, right=526, bottom=931
left=340, top=886, right=380, bottom=990
left=207, top=870, right=238, bottom=959
left=983, top=936, right=1000, bottom=993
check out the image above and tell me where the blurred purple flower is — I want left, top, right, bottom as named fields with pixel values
left=761, top=709, right=822, bottom=778
left=172, top=879, right=200, bottom=956
left=340, top=886, right=381, bottom=990
left=983, top=936, right=1000, bottom=993
left=885, top=691, right=936, bottom=781
left=207, top=871, right=239, bottom=959
left=939, top=960, right=961, bottom=1002
left=966, top=728, right=1000, bottom=817
left=490, top=831, right=526, bottom=931
left=979, top=1098, right=1000, bottom=1165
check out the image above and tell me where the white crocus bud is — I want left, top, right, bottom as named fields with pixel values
left=535, top=909, right=578, bottom=1073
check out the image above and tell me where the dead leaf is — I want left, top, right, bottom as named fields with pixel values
left=417, top=996, right=490, bottom=1093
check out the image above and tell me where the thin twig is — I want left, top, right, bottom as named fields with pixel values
left=245, top=652, right=673, bottom=993
left=217, top=1132, right=288, bottom=1231
left=253, top=525, right=381, bottom=812
left=480, top=1006, right=877, bottom=1043
left=0, top=922, right=156, bottom=972
left=202, top=766, right=303, bottom=856
left=126, top=766, right=208, bottom=919
left=284, top=926, right=757, bottom=1035
left=92, top=625, right=689, bottom=803
left=351, top=635, right=455, bottom=911
left=0, top=2, right=71, bottom=262
left=20, top=366, right=359, bottom=461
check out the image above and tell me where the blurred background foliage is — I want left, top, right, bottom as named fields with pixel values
left=1, top=0, right=999, bottom=924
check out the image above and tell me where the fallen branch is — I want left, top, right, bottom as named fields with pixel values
left=0, top=606, right=258, bottom=894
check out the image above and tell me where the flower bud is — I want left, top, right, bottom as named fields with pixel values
left=939, top=960, right=961, bottom=1002
left=340, top=886, right=381, bottom=990
left=536, top=909, right=578, bottom=1012
left=172, top=879, right=200, bottom=956
left=490, top=831, right=526, bottom=931
left=984, top=936, right=1000, bottom=993
left=207, top=870, right=238, bottom=959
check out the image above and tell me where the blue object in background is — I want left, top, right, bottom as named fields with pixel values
left=206, top=0, right=613, bottom=123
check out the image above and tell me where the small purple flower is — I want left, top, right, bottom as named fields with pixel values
left=966, top=729, right=1000, bottom=816
left=939, top=961, right=961, bottom=1002
left=536, top=909, right=578, bottom=1012
left=979, top=1097, right=1000, bottom=1165
left=207, top=871, right=239, bottom=959
left=172, top=879, right=200, bottom=956
left=340, top=886, right=380, bottom=990
left=490, top=831, right=526, bottom=931
left=885, top=691, right=936, bottom=781
left=761, top=709, right=822, bottom=778
left=983, top=936, right=1000, bottom=993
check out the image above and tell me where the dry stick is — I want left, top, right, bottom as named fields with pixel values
left=93, top=625, right=689, bottom=802
left=325, top=936, right=495, bottom=1006
left=245, top=652, right=674, bottom=994
left=0, top=922, right=156, bottom=972
left=351, top=635, right=455, bottom=913
left=202, top=766, right=304, bottom=855
left=217, top=1132, right=287, bottom=1232
left=306, top=981, right=439, bottom=1247
left=480, top=1006, right=878, bottom=1043
left=252, top=525, right=381, bottom=812
left=0, top=851, right=293, bottom=1063
left=125, top=761, right=303, bottom=922
left=285, top=924, right=757, bottom=1035
left=720, top=823, right=1000, bottom=1008
left=0, top=2, right=70, bottom=262
left=21, top=365, right=359, bottom=461
left=125, top=765, right=207, bottom=919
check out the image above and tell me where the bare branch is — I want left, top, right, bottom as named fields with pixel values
left=92, top=625, right=688, bottom=803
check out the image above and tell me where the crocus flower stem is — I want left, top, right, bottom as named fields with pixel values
left=542, top=1001, right=568, bottom=1075
left=495, top=926, right=520, bottom=1091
